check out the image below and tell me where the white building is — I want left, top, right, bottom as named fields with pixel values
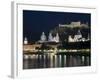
left=39, top=32, right=60, bottom=43
left=68, top=30, right=89, bottom=42
left=48, top=32, right=60, bottom=43
left=59, top=21, right=88, bottom=28
left=74, top=30, right=82, bottom=41
left=48, top=32, right=53, bottom=41
left=71, top=21, right=81, bottom=27
left=55, top=33, right=60, bottom=42
left=24, top=37, right=28, bottom=44
left=40, top=32, right=47, bottom=41
left=68, top=35, right=75, bottom=42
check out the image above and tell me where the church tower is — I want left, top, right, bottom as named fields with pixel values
left=40, top=32, right=47, bottom=41
left=48, top=32, right=53, bottom=41
left=24, top=37, right=28, bottom=44
left=55, top=33, right=60, bottom=42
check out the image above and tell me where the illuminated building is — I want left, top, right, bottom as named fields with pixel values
left=24, top=37, right=28, bottom=44
left=59, top=21, right=88, bottom=28
left=23, top=44, right=42, bottom=52
left=40, top=32, right=47, bottom=41
left=39, top=32, right=60, bottom=43
left=68, top=30, right=90, bottom=42
left=55, top=33, right=60, bottom=42
left=48, top=32, right=53, bottom=41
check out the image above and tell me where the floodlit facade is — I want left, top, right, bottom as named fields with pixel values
left=59, top=21, right=88, bottom=28
left=39, top=32, right=60, bottom=43
left=24, top=37, right=28, bottom=44
left=40, top=32, right=47, bottom=41
left=68, top=30, right=90, bottom=42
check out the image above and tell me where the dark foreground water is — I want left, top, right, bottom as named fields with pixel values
left=23, top=53, right=90, bottom=69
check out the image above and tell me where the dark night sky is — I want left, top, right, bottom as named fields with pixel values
left=23, top=10, right=91, bottom=42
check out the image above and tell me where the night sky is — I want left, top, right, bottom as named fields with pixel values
left=23, top=10, right=91, bottom=42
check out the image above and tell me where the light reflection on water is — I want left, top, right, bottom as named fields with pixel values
left=23, top=53, right=90, bottom=69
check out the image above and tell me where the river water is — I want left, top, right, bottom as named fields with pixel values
left=23, top=53, right=90, bottom=69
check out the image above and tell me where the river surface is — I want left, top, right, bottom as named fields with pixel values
left=23, top=53, right=90, bottom=69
